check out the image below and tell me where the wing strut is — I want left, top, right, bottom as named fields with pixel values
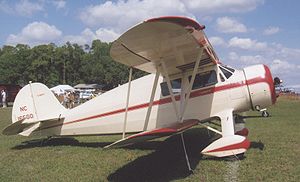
left=179, top=48, right=204, bottom=172
left=160, top=59, right=191, bottom=171
left=161, top=61, right=180, bottom=120
left=122, top=67, right=133, bottom=139
left=143, top=70, right=160, bottom=131
left=179, top=48, right=204, bottom=122
left=159, top=47, right=204, bottom=172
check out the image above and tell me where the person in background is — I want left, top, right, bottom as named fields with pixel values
left=1, top=90, right=7, bottom=108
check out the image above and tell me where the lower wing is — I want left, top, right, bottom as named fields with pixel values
left=104, top=119, right=199, bottom=148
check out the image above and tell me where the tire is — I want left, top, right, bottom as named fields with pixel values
left=262, top=111, right=269, bottom=117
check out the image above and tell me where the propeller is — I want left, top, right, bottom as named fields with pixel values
left=274, top=77, right=282, bottom=86
left=274, top=77, right=282, bottom=98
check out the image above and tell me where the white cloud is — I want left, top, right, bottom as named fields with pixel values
left=63, top=28, right=95, bottom=45
left=52, top=0, right=66, bottom=9
left=270, top=59, right=300, bottom=74
left=6, top=22, right=62, bottom=45
left=228, top=52, right=239, bottom=61
left=240, top=55, right=264, bottom=64
left=185, top=0, right=264, bottom=13
left=263, top=26, right=280, bottom=35
left=63, top=28, right=119, bottom=45
left=209, top=36, right=226, bottom=47
left=221, top=36, right=300, bottom=86
left=79, top=0, right=264, bottom=32
left=227, top=56, right=299, bottom=86
left=216, top=17, right=247, bottom=33
left=15, top=0, right=44, bottom=16
left=201, top=16, right=214, bottom=22
left=95, top=28, right=119, bottom=42
left=228, top=37, right=268, bottom=51
left=228, top=52, right=265, bottom=64
left=226, top=43, right=300, bottom=86
left=0, top=0, right=44, bottom=16
left=0, top=1, right=13, bottom=14
left=80, top=0, right=191, bottom=31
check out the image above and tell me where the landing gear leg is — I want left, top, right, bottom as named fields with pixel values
left=180, top=133, right=193, bottom=173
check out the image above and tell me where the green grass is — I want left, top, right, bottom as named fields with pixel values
left=0, top=98, right=299, bottom=181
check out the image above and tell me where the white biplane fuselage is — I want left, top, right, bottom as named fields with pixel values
left=33, top=64, right=274, bottom=137
left=3, top=16, right=277, bottom=158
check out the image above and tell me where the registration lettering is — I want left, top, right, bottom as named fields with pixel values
left=20, top=106, right=27, bottom=112
left=17, top=114, right=34, bottom=121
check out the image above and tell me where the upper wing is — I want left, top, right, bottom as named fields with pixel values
left=104, top=119, right=199, bottom=148
left=110, top=16, right=220, bottom=75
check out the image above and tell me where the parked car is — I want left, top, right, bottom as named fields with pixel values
left=79, top=90, right=95, bottom=101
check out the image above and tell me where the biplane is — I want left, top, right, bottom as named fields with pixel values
left=3, top=16, right=277, bottom=170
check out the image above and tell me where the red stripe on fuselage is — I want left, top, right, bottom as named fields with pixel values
left=38, top=76, right=267, bottom=131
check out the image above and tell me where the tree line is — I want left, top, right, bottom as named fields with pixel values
left=0, top=40, right=147, bottom=90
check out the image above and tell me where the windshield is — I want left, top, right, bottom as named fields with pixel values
left=219, top=65, right=235, bottom=79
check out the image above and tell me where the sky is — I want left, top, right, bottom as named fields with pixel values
left=0, top=0, right=300, bottom=90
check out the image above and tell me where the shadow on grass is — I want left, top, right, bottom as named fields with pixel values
left=107, top=128, right=213, bottom=182
left=250, top=141, right=265, bottom=150
left=11, top=137, right=111, bottom=149
left=10, top=128, right=255, bottom=181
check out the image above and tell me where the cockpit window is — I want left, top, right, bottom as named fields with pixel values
left=219, top=66, right=234, bottom=79
left=189, top=70, right=217, bottom=90
left=160, top=78, right=181, bottom=96
left=223, top=66, right=235, bottom=73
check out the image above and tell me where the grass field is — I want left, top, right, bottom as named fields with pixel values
left=0, top=98, right=299, bottom=182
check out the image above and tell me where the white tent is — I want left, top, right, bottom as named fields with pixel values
left=50, top=85, right=75, bottom=95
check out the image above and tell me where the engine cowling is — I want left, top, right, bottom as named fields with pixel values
left=243, top=64, right=276, bottom=110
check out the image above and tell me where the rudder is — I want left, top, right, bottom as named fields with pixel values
left=12, top=82, right=66, bottom=124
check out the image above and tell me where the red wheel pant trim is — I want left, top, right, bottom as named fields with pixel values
left=205, top=138, right=250, bottom=153
left=235, top=128, right=249, bottom=137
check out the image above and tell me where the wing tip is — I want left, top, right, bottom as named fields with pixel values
left=146, top=16, right=205, bottom=30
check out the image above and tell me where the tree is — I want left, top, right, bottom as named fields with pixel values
left=15, top=44, right=32, bottom=85
left=0, top=45, right=19, bottom=84
left=0, top=40, right=147, bottom=89
left=29, top=44, right=58, bottom=86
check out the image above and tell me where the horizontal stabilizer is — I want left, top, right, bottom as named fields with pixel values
left=2, top=117, right=64, bottom=136
left=2, top=119, right=37, bottom=135
left=201, top=135, right=250, bottom=157
left=105, top=119, right=199, bottom=148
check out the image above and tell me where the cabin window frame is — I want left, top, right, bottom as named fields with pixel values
left=188, top=70, right=218, bottom=90
left=160, top=78, right=182, bottom=96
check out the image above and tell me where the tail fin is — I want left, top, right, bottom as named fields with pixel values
left=3, top=82, right=66, bottom=136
